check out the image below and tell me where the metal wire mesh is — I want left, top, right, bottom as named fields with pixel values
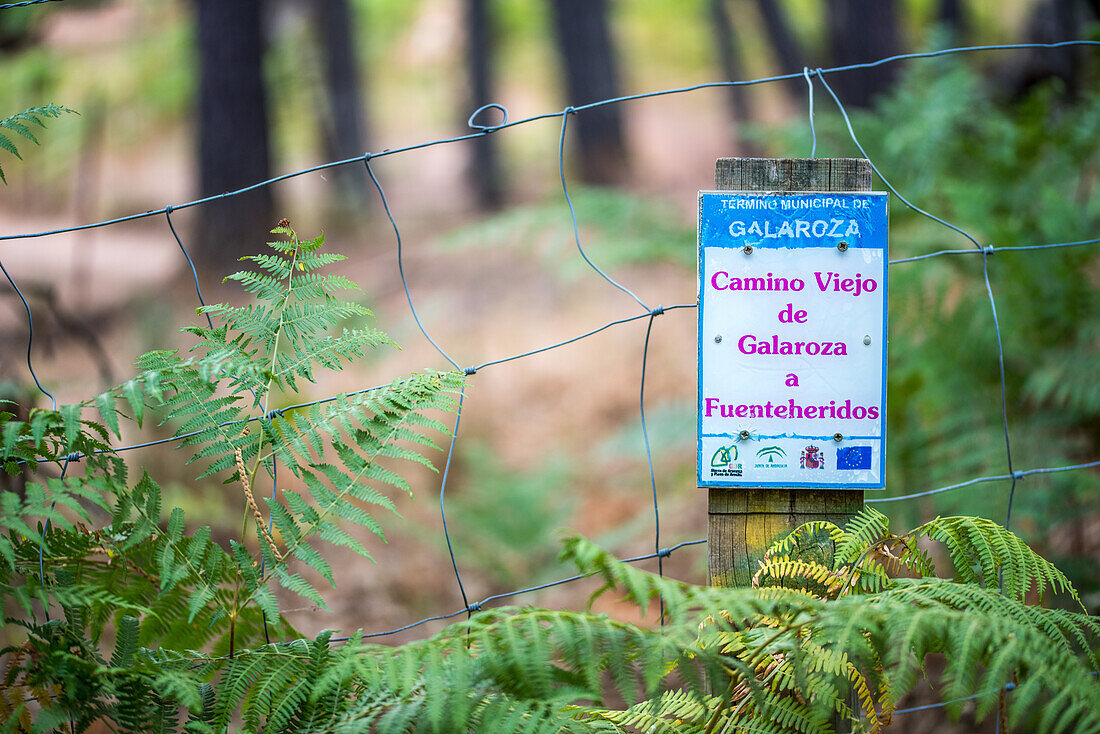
left=2, top=38, right=1099, bottom=715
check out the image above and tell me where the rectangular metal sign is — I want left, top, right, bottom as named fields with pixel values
left=698, top=191, right=888, bottom=489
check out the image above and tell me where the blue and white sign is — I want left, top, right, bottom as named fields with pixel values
left=698, top=192, right=888, bottom=489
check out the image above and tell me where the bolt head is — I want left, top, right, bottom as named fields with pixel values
left=738, top=430, right=750, bottom=441
left=837, top=241, right=849, bottom=252
left=714, top=335, right=723, bottom=343
left=743, top=245, right=753, bottom=255
left=833, top=432, right=844, bottom=442
left=863, top=335, right=872, bottom=345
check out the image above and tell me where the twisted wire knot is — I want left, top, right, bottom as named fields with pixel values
left=467, top=103, right=508, bottom=132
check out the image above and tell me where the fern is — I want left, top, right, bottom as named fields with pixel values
left=4, top=531, right=1098, bottom=732
left=0, top=222, right=465, bottom=731
left=0, top=104, right=77, bottom=184
left=754, top=507, right=1082, bottom=609
left=3, top=221, right=1097, bottom=732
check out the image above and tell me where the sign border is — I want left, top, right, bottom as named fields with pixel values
left=696, top=190, right=888, bottom=490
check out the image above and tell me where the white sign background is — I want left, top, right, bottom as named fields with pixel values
left=697, top=192, right=888, bottom=488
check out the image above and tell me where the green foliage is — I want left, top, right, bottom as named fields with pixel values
left=0, top=104, right=76, bottom=184
left=793, top=60, right=1100, bottom=539
left=0, top=223, right=462, bottom=729
left=753, top=56, right=1100, bottom=605
left=442, top=187, right=695, bottom=274
left=564, top=529, right=1100, bottom=733
left=759, top=507, right=1079, bottom=604
left=2, top=224, right=1097, bottom=731
left=444, top=441, right=575, bottom=588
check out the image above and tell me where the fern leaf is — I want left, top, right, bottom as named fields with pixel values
left=110, top=615, right=141, bottom=668
left=0, top=104, right=76, bottom=184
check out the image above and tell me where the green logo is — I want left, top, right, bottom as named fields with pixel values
left=711, top=445, right=737, bottom=467
left=755, top=446, right=787, bottom=464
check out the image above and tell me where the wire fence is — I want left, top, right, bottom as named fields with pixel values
left=2, top=35, right=1100, bottom=720
left=0, top=0, right=65, bottom=9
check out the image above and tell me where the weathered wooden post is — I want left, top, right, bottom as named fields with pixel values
left=700, top=158, right=884, bottom=588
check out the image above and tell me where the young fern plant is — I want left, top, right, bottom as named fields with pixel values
left=128, top=221, right=462, bottom=652
left=1, top=222, right=460, bottom=721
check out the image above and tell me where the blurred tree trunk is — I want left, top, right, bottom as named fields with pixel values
left=707, top=0, right=757, bottom=155
left=825, top=0, right=902, bottom=108
left=755, top=0, right=803, bottom=74
left=313, top=0, right=369, bottom=206
left=938, top=0, right=966, bottom=39
left=195, top=0, right=273, bottom=275
left=754, top=0, right=807, bottom=109
left=465, top=0, right=504, bottom=209
left=1001, top=0, right=1092, bottom=99
left=548, top=0, right=629, bottom=185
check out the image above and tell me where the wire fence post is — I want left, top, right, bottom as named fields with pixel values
left=706, top=157, right=868, bottom=589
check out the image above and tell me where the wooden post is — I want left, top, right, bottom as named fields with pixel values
left=707, top=157, right=870, bottom=588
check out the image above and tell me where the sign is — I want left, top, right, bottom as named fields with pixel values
left=697, top=191, right=887, bottom=488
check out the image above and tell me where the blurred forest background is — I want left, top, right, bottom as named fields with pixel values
left=1, top=1, right=1099, bottom=725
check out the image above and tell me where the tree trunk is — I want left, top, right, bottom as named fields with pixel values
left=707, top=0, right=757, bottom=155
left=195, top=0, right=273, bottom=275
left=755, top=0, right=803, bottom=73
left=1000, top=0, right=1089, bottom=99
left=754, top=0, right=807, bottom=108
left=825, top=0, right=903, bottom=108
left=465, top=0, right=504, bottom=209
left=548, top=0, right=629, bottom=185
left=313, top=0, right=368, bottom=205
left=938, top=0, right=966, bottom=40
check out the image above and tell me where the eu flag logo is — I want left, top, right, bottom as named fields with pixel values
left=836, top=446, right=872, bottom=470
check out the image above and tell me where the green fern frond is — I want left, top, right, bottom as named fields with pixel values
left=752, top=557, right=846, bottom=598
left=833, top=506, right=891, bottom=566
left=913, top=514, right=1078, bottom=604
left=0, top=104, right=77, bottom=184
left=765, top=520, right=845, bottom=560
left=578, top=689, right=720, bottom=732
left=110, top=615, right=141, bottom=668
left=774, top=509, right=1080, bottom=608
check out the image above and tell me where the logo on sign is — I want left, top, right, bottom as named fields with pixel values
left=710, top=445, right=743, bottom=477
left=711, top=445, right=737, bottom=467
left=800, top=445, right=824, bottom=469
left=754, top=446, right=788, bottom=469
left=836, top=446, right=872, bottom=470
